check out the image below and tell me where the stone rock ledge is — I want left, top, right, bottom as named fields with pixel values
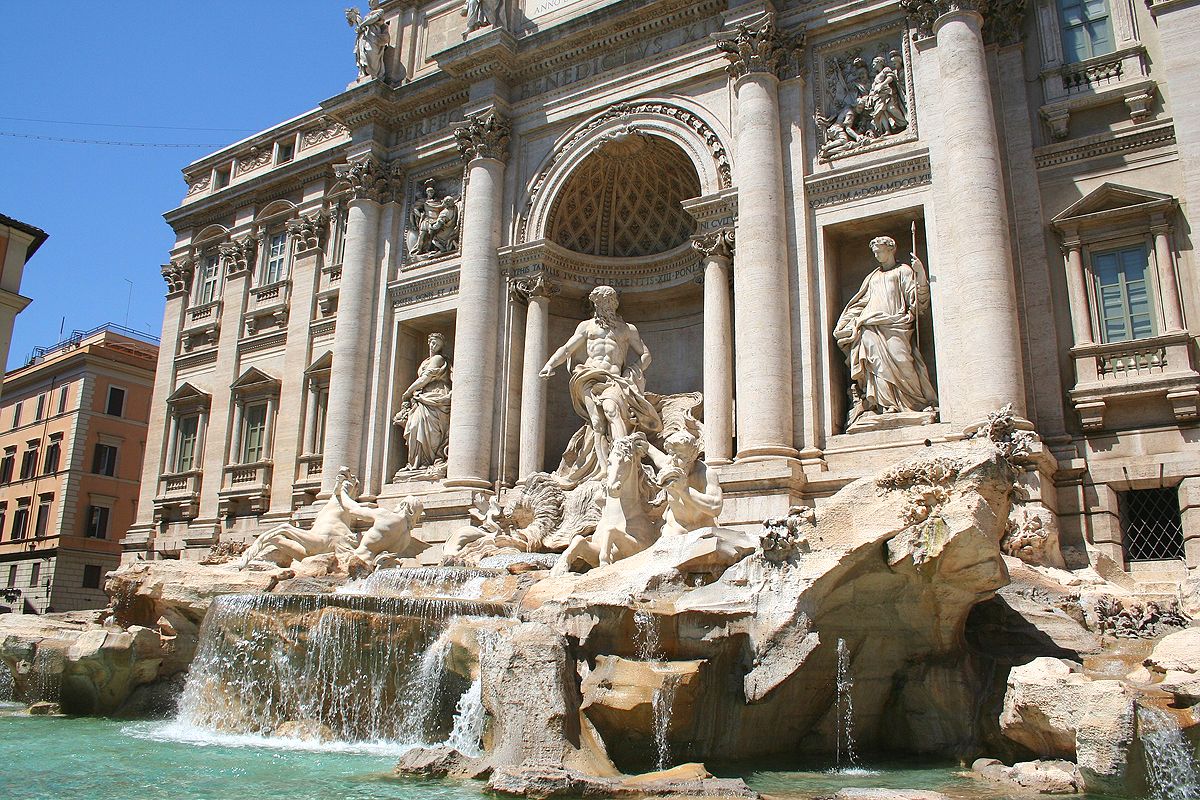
left=485, top=764, right=758, bottom=799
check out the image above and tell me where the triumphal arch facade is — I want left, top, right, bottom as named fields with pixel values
left=127, top=0, right=1200, bottom=578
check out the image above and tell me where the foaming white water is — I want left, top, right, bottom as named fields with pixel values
left=445, top=678, right=485, bottom=757
left=652, top=672, right=679, bottom=771
left=124, top=719, right=411, bottom=757
left=1139, top=705, right=1200, bottom=800
left=824, top=766, right=881, bottom=777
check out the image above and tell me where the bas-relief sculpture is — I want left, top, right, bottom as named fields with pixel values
left=393, top=332, right=452, bottom=478
left=345, top=1, right=390, bottom=81
left=815, top=40, right=910, bottom=160
left=236, top=466, right=424, bottom=572
left=406, top=180, right=461, bottom=259
left=834, top=234, right=938, bottom=432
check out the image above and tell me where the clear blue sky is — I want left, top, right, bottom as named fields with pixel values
left=0, top=3, right=356, bottom=369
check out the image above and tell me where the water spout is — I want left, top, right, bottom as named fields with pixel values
left=1138, top=705, right=1200, bottom=800
left=445, top=677, right=485, bottom=757
left=834, top=638, right=860, bottom=770
left=653, top=673, right=680, bottom=771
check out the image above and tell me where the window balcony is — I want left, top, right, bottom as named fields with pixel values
left=1039, top=46, right=1155, bottom=140
left=1070, top=331, right=1200, bottom=430
left=218, top=460, right=273, bottom=517
left=153, top=469, right=202, bottom=522
left=244, top=280, right=291, bottom=336
left=181, top=300, right=221, bottom=351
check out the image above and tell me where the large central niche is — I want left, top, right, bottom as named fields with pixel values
left=545, top=133, right=701, bottom=259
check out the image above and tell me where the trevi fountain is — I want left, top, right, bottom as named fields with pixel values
left=5, top=0, right=1200, bottom=798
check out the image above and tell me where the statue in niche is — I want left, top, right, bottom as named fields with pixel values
left=393, top=332, right=453, bottom=476
left=834, top=234, right=938, bottom=432
left=345, top=1, right=390, bottom=81
left=539, top=285, right=662, bottom=489
left=816, top=45, right=909, bottom=160
left=406, top=180, right=461, bottom=259
left=462, top=0, right=503, bottom=38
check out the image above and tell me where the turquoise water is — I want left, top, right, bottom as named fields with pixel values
left=0, top=714, right=1117, bottom=800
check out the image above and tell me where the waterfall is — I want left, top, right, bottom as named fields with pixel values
left=338, top=567, right=497, bottom=599
left=1139, top=705, right=1200, bottom=800
left=445, top=678, right=485, bottom=757
left=833, top=638, right=860, bottom=770
left=0, top=660, right=13, bottom=703
left=634, top=609, right=660, bottom=661
left=176, top=593, right=508, bottom=745
left=653, top=673, right=680, bottom=771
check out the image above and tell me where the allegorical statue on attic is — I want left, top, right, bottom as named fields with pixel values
left=407, top=180, right=461, bottom=259
left=816, top=47, right=908, bottom=159
left=462, top=0, right=504, bottom=38
left=833, top=233, right=938, bottom=432
left=539, top=285, right=662, bottom=488
left=345, top=1, right=390, bottom=81
left=393, top=332, right=453, bottom=475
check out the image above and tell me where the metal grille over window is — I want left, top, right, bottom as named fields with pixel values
left=1120, top=487, right=1185, bottom=561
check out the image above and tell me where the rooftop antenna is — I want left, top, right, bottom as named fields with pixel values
left=124, top=279, right=134, bottom=328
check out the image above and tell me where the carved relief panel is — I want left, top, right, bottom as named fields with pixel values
left=812, top=22, right=917, bottom=163
left=402, top=168, right=465, bottom=264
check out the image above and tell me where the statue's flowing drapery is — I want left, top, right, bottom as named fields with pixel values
left=403, top=359, right=452, bottom=468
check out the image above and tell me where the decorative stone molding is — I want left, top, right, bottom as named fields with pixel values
left=712, top=13, right=802, bottom=80
left=235, top=147, right=272, bottom=176
left=902, top=0, right=1026, bottom=44
left=510, top=272, right=560, bottom=304
left=334, top=156, right=400, bottom=204
left=219, top=236, right=257, bottom=276
left=161, top=260, right=194, bottom=295
left=390, top=270, right=461, bottom=309
left=286, top=212, right=328, bottom=254
left=300, top=118, right=349, bottom=150
left=691, top=228, right=735, bottom=260
left=185, top=174, right=211, bottom=196
left=454, top=110, right=512, bottom=163
left=804, top=153, right=932, bottom=209
left=502, top=238, right=703, bottom=294
left=1033, top=123, right=1174, bottom=169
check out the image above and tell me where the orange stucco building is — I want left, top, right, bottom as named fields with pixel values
left=0, top=326, right=157, bottom=614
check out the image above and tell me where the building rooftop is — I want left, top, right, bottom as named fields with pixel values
left=0, top=212, right=49, bottom=259
left=20, top=323, right=160, bottom=370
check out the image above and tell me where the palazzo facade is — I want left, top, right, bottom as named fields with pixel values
left=126, top=0, right=1200, bottom=576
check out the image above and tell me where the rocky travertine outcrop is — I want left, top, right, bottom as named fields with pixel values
left=999, top=657, right=1139, bottom=794
left=971, top=757, right=1084, bottom=794
left=512, top=440, right=1016, bottom=765
left=1140, top=627, right=1200, bottom=702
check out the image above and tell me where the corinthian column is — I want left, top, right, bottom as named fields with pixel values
left=902, top=0, right=1026, bottom=421
left=714, top=14, right=799, bottom=459
left=322, top=156, right=395, bottom=494
left=512, top=274, right=559, bottom=479
left=693, top=229, right=735, bottom=464
left=445, top=111, right=510, bottom=489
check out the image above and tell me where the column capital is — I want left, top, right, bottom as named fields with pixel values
left=454, top=110, right=512, bottom=163
left=1150, top=222, right=1174, bottom=238
left=334, top=155, right=401, bottom=203
left=692, top=228, right=735, bottom=261
left=712, top=13, right=803, bottom=81
left=510, top=272, right=560, bottom=303
left=900, top=0, right=1024, bottom=45
left=161, top=259, right=193, bottom=297
left=1059, top=236, right=1082, bottom=254
left=219, top=235, right=257, bottom=277
left=287, top=211, right=329, bottom=255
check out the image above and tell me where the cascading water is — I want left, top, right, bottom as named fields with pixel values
left=338, top=566, right=497, bottom=599
left=833, top=637, right=861, bottom=771
left=445, top=678, right=486, bottom=757
left=1138, top=705, right=1200, bottom=800
left=635, top=608, right=677, bottom=771
left=175, top=592, right=508, bottom=745
left=0, top=660, right=14, bottom=703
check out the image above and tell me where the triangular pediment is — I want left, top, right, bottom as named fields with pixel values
left=1054, top=183, right=1175, bottom=223
left=230, top=366, right=279, bottom=391
left=304, top=350, right=333, bottom=376
left=166, top=382, right=210, bottom=404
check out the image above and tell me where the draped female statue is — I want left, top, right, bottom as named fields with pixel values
left=394, top=333, right=452, bottom=472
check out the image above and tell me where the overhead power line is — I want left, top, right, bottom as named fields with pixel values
left=0, top=114, right=254, bottom=133
left=0, top=131, right=223, bottom=148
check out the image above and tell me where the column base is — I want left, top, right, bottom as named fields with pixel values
left=735, top=445, right=800, bottom=461
left=443, top=477, right=494, bottom=490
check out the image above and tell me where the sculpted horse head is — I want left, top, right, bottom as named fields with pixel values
left=605, top=432, right=650, bottom=497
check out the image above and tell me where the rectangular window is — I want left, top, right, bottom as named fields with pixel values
left=19, top=446, right=38, bottom=480
left=261, top=231, right=288, bottom=285
left=12, top=501, right=30, bottom=541
left=214, top=164, right=231, bottom=190
left=175, top=414, right=200, bottom=472
left=57, top=385, right=69, bottom=414
left=105, top=386, right=126, bottom=417
left=82, top=564, right=102, bottom=590
left=34, top=394, right=45, bottom=422
left=92, top=443, right=118, bottom=477
left=0, top=450, right=15, bottom=484
left=43, top=439, right=60, bottom=475
left=1121, top=488, right=1185, bottom=562
left=34, top=494, right=52, bottom=538
left=84, top=505, right=110, bottom=539
left=11, top=402, right=21, bottom=430
left=28, top=562, right=39, bottom=587
left=5, top=565, right=14, bottom=589
left=196, top=254, right=221, bottom=305
left=1093, top=244, right=1155, bottom=343
left=276, top=141, right=295, bottom=164
left=242, top=403, right=269, bottom=463
left=1059, top=0, right=1114, bottom=63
